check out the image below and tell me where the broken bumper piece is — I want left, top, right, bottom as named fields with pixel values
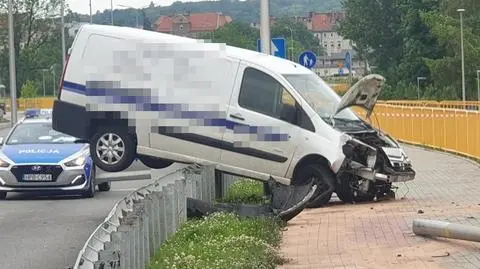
left=186, top=178, right=318, bottom=222
left=355, top=167, right=415, bottom=183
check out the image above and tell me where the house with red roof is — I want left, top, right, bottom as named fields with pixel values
left=154, top=12, right=232, bottom=38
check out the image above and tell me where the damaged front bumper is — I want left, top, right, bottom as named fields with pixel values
left=355, top=166, right=415, bottom=183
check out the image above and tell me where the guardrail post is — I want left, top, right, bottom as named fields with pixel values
left=175, top=178, right=187, bottom=226
left=205, top=166, right=215, bottom=202
left=144, top=194, right=156, bottom=260
left=163, top=183, right=177, bottom=239
left=132, top=199, right=146, bottom=269
left=111, top=231, right=129, bottom=269
left=214, top=169, right=223, bottom=200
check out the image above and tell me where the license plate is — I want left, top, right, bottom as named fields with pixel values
left=23, top=174, right=53, bottom=181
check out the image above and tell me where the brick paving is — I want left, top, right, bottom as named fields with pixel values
left=279, top=145, right=480, bottom=269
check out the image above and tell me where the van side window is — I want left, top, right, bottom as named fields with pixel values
left=238, top=67, right=294, bottom=121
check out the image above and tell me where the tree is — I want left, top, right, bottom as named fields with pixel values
left=0, top=0, right=62, bottom=97
left=20, top=80, right=38, bottom=98
left=199, top=21, right=259, bottom=50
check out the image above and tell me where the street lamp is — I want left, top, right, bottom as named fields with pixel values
left=118, top=4, right=139, bottom=27
left=417, top=76, right=427, bottom=100
left=285, top=26, right=293, bottom=60
left=7, top=0, right=17, bottom=126
left=111, top=0, right=114, bottom=25
left=476, top=70, right=480, bottom=102
left=89, top=0, right=93, bottom=23
left=41, top=69, right=48, bottom=96
left=457, top=8, right=466, bottom=102
left=61, top=0, right=66, bottom=68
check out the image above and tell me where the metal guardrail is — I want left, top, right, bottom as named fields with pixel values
left=73, top=165, right=238, bottom=269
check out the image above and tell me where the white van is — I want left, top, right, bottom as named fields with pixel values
left=52, top=24, right=415, bottom=207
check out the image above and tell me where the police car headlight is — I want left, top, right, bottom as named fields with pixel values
left=64, top=156, right=87, bottom=167
left=0, top=157, right=9, bottom=168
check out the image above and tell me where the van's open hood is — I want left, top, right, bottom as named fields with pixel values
left=334, top=74, right=385, bottom=118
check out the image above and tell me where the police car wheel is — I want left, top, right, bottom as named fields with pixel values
left=98, top=181, right=111, bottom=192
left=90, top=127, right=136, bottom=172
left=82, top=166, right=96, bottom=198
left=0, top=192, right=6, bottom=200
left=138, top=155, right=173, bottom=169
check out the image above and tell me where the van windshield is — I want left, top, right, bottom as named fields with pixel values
left=283, top=73, right=360, bottom=122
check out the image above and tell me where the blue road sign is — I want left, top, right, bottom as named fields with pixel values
left=256, top=38, right=287, bottom=59
left=344, top=51, right=352, bottom=72
left=298, top=50, right=317, bottom=69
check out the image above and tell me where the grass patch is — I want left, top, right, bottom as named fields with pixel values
left=148, top=212, right=286, bottom=269
left=218, top=178, right=267, bottom=204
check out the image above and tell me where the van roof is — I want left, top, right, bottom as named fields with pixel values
left=78, top=24, right=312, bottom=75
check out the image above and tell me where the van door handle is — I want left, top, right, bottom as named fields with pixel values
left=230, top=113, right=245, bottom=121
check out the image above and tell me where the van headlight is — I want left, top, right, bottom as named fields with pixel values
left=64, top=155, right=87, bottom=167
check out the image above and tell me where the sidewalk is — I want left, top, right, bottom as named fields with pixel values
left=278, top=145, right=480, bottom=269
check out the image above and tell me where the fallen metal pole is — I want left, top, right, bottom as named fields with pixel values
left=413, top=219, right=480, bottom=242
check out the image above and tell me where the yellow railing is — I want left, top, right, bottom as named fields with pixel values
left=3, top=97, right=55, bottom=111
left=354, top=104, right=480, bottom=161
left=3, top=97, right=479, bottom=161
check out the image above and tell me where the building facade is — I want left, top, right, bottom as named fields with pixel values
left=154, top=12, right=232, bottom=38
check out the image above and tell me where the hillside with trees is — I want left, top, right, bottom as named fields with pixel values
left=339, top=0, right=480, bottom=100
left=67, top=0, right=343, bottom=27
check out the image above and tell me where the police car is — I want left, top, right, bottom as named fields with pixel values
left=0, top=109, right=111, bottom=200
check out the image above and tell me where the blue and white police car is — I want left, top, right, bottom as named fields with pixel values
left=0, top=109, right=110, bottom=200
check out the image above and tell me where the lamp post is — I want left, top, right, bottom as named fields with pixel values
left=7, top=0, right=17, bottom=126
left=111, top=0, right=114, bottom=25
left=417, top=76, right=427, bottom=100
left=41, top=69, right=48, bottom=96
left=476, top=70, right=480, bottom=102
left=286, top=26, right=293, bottom=60
left=89, top=0, right=93, bottom=23
left=260, top=0, right=271, bottom=55
left=457, top=8, right=466, bottom=102
left=118, top=4, right=139, bottom=27
left=61, top=0, right=66, bottom=68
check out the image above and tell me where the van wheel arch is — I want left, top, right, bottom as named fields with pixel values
left=291, top=154, right=336, bottom=208
left=292, top=154, right=333, bottom=181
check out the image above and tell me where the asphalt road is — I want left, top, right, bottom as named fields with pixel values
left=0, top=126, right=186, bottom=269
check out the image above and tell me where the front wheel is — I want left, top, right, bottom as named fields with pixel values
left=292, top=164, right=335, bottom=208
left=98, top=182, right=111, bottom=192
left=90, top=127, right=136, bottom=172
left=82, top=166, right=96, bottom=198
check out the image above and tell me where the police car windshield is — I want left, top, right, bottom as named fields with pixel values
left=6, top=122, right=78, bottom=145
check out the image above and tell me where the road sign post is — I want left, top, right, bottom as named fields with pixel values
left=257, top=38, right=287, bottom=59
left=298, top=50, right=317, bottom=69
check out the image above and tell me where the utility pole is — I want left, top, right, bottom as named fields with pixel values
left=61, top=0, right=66, bottom=68
left=51, top=65, right=56, bottom=96
left=111, top=0, right=114, bottom=25
left=260, top=0, right=271, bottom=55
left=89, top=0, right=93, bottom=23
left=458, top=8, right=466, bottom=102
left=8, top=0, right=17, bottom=126
left=42, top=69, right=47, bottom=96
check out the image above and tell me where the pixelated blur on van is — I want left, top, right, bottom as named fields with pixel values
left=52, top=24, right=415, bottom=208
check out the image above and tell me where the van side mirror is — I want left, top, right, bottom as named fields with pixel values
left=280, top=104, right=297, bottom=124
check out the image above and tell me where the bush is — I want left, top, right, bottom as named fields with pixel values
left=149, top=212, right=286, bottom=269
left=220, top=179, right=267, bottom=204
left=20, top=80, right=39, bottom=98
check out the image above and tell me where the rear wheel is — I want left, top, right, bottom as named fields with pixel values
left=90, top=126, right=136, bottom=172
left=0, top=192, right=6, bottom=200
left=98, top=182, right=111, bottom=192
left=291, top=164, right=335, bottom=208
left=138, top=155, right=173, bottom=169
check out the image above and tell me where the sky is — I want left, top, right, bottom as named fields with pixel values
left=67, top=0, right=208, bottom=15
